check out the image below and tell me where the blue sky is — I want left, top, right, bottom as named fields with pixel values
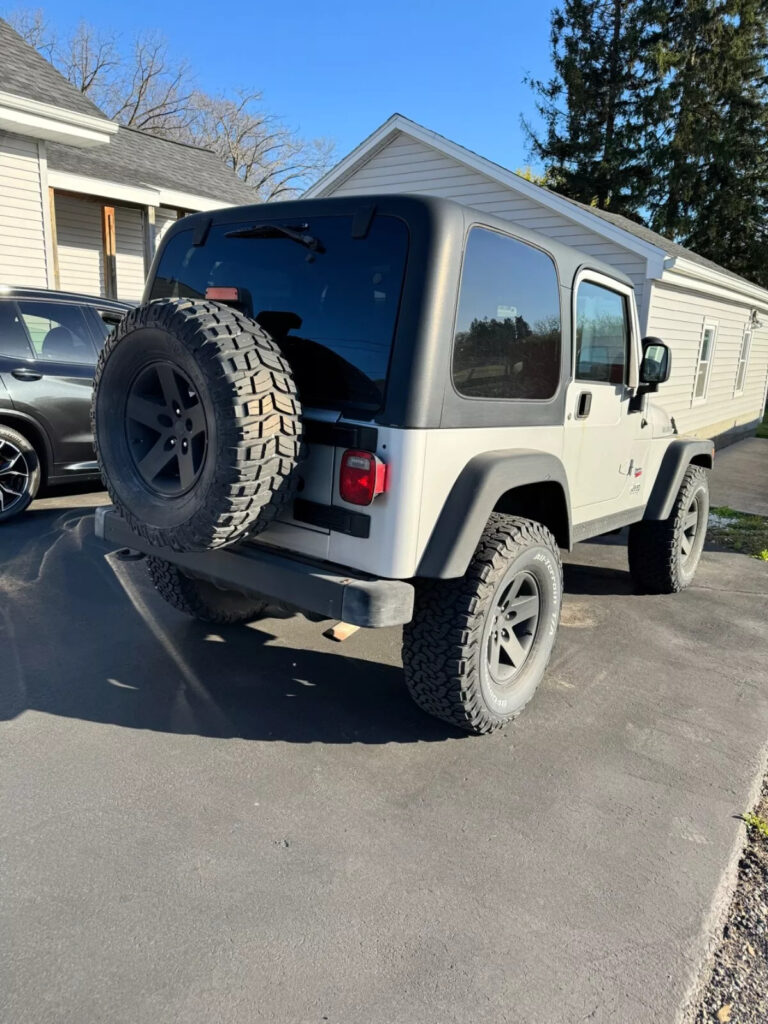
left=6, top=0, right=555, bottom=171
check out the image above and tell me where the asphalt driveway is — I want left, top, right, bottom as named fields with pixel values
left=1, top=490, right=767, bottom=1024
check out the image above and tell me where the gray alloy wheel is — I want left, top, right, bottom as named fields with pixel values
left=485, top=569, right=541, bottom=689
left=0, top=427, right=40, bottom=522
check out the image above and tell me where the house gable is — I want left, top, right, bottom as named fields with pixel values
left=314, top=128, right=651, bottom=297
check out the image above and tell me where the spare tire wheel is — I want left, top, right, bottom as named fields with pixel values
left=92, top=299, right=303, bottom=552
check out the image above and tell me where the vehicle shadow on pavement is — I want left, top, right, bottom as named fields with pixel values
left=0, top=507, right=465, bottom=744
left=0, top=507, right=643, bottom=744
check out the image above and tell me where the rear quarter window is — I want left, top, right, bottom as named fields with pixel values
left=452, top=227, right=561, bottom=400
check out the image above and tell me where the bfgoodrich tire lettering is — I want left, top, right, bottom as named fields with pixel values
left=628, top=464, right=709, bottom=594
left=402, top=513, right=563, bottom=734
left=92, top=299, right=303, bottom=552
left=146, top=556, right=268, bottom=624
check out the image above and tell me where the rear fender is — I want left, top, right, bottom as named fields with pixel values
left=416, top=450, right=571, bottom=578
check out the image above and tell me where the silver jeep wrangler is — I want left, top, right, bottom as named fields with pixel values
left=93, top=195, right=713, bottom=734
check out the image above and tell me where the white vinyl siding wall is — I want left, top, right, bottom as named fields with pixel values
left=54, top=193, right=104, bottom=296
left=646, top=280, right=768, bottom=436
left=114, top=205, right=146, bottom=303
left=329, top=132, right=649, bottom=298
left=0, top=132, right=49, bottom=287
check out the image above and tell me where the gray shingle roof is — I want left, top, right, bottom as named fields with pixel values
left=0, top=18, right=107, bottom=119
left=47, top=125, right=253, bottom=206
left=564, top=197, right=753, bottom=286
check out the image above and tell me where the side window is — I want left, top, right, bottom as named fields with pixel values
left=734, top=327, right=751, bottom=396
left=16, top=301, right=97, bottom=364
left=694, top=321, right=717, bottom=402
left=575, top=281, right=629, bottom=384
left=0, top=301, right=34, bottom=360
left=452, top=227, right=561, bottom=400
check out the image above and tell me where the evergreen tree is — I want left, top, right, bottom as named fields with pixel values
left=525, top=0, right=653, bottom=215
left=647, top=0, right=768, bottom=286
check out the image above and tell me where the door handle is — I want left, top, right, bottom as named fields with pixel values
left=11, top=367, right=42, bottom=382
left=575, top=391, right=592, bottom=419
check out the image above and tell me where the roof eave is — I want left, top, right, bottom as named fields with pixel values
left=0, top=90, right=116, bottom=147
left=662, top=256, right=768, bottom=311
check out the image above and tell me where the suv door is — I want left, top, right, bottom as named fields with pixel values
left=0, top=299, right=100, bottom=478
left=563, top=272, right=649, bottom=515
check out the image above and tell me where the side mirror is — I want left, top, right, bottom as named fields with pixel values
left=639, top=337, right=671, bottom=388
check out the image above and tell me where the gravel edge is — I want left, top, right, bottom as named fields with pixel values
left=686, top=775, right=768, bottom=1023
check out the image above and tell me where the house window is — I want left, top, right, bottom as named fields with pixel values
left=575, top=281, right=629, bottom=384
left=694, top=322, right=717, bottom=402
left=734, top=327, right=752, bottom=396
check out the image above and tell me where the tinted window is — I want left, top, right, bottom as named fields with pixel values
left=17, top=301, right=97, bottom=364
left=452, top=228, right=561, bottom=400
left=575, top=282, right=628, bottom=384
left=151, top=215, right=409, bottom=411
left=0, top=301, right=34, bottom=359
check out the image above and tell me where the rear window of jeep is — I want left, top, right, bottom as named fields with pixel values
left=150, top=214, right=409, bottom=411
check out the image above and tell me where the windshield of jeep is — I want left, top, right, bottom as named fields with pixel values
left=150, top=214, right=409, bottom=411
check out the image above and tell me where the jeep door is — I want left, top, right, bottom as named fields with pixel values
left=563, top=272, right=649, bottom=515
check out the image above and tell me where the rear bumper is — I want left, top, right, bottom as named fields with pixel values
left=94, top=507, right=414, bottom=628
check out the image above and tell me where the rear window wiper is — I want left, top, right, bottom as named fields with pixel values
left=225, top=223, right=325, bottom=253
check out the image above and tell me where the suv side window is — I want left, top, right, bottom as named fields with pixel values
left=0, top=301, right=35, bottom=359
left=16, top=301, right=98, bottom=364
left=452, top=227, right=561, bottom=400
left=575, top=281, right=628, bottom=384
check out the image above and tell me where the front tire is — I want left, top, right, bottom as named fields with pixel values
left=0, top=426, right=40, bottom=522
left=402, top=514, right=563, bottom=734
left=628, top=464, right=709, bottom=594
left=146, top=556, right=268, bottom=624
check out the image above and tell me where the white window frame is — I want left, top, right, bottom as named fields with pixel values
left=734, top=326, right=752, bottom=396
left=693, top=320, right=718, bottom=404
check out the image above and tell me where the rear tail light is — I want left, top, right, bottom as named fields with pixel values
left=205, top=286, right=240, bottom=302
left=339, top=450, right=388, bottom=506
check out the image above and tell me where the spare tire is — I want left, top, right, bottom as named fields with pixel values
left=92, top=298, right=302, bottom=552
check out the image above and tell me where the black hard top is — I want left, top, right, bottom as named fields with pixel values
left=157, top=192, right=634, bottom=291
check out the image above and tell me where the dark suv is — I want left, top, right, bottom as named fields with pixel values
left=0, top=286, right=131, bottom=521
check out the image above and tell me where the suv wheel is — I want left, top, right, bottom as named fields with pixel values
left=628, top=465, right=709, bottom=594
left=92, top=299, right=303, bottom=552
left=402, top=514, right=562, bottom=734
left=146, top=557, right=268, bottom=624
left=0, top=426, right=40, bottom=522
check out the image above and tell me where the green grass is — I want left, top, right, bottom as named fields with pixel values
left=708, top=506, right=768, bottom=558
left=757, top=407, right=768, bottom=439
left=741, top=812, right=768, bottom=840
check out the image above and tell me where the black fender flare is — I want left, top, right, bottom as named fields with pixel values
left=416, top=450, right=571, bottom=578
left=643, top=439, right=714, bottom=520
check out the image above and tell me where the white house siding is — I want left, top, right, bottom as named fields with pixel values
left=0, top=131, right=48, bottom=287
left=154, top=207, right=178, bottom=248
left=329, top=132, right=649, bottom=299
left=647, top=279, right=768, bottom=438
left=54, top=193, right=104, bottom=296
left=114, top=205, right=146, bottom=303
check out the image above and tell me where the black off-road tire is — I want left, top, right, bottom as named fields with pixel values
left=92, top=299, right=302, bottom=552
left=0, top=424, right=41, bottom=522
left=628, top=464, right=709, bottom=594
left=146, top=556, right=268, bottom=624
left=402, top=513, right=563, bottom=734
